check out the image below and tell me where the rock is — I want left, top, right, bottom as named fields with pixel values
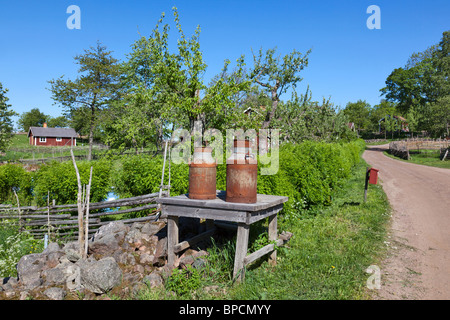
left=44, top=287, right=66, bottom=300
left=143, top=272, right=163, bottom=288
left=89, top=231, right=125, bottom=256
left=43, top=242, right=60, bottom=254
left=152, top=237, right=167, bottom=266
left=79, top=257, right=122, bottom=294
left=141, top=221, right=165, bottom=236
left=46, top=251, right=65, bottom=268
left=65, top=249, right=81, bottom=262
left=17, top=253, right=46, bottom=289
left=91, top=221, right=128, bottom=242
left=139, top=253, right=154, bottom=265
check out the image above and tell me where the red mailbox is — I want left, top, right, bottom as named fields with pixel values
left=368, top=168, right=379, bottom=185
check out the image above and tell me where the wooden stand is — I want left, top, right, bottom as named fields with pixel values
left=157, top=191, right=289, bottom=282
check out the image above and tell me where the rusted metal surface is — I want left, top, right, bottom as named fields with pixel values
left=188, top=147, right=217, bottom=200
left=226, top=139, right=258, bottom=203
left=226, top=163, right=257, bottom=203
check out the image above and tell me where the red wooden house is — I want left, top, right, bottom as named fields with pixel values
left=27, top=123, right=78, bottom=147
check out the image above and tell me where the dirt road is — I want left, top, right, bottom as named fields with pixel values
left=363, top=144, right=450, bottom=300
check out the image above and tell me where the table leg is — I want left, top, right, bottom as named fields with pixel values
left=205, top=218, right=215, bottom=230
left=167, top=216, right=179, bottom=268
left=268, top=214, right=277, bottom=266
left=233, top=223, right=249, bottom=283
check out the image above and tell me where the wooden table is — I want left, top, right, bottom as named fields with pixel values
left=157, top=190, right=288, bottom=282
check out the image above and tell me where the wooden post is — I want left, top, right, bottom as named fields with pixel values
left=364, top=167, right=370, bottom=202
left=71, top=148, right=85, bottom=257
left=167, top=216, right=179, bottom=268
left=268, top=214, right=277, bottom=266
left=12, top=189, right=22, bottom=232
left=233, top=223, right=250, bottom=283
left=84, top=166, right=93, bottom=257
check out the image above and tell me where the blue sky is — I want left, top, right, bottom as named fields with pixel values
left=1, top=0, right=449, bottom=130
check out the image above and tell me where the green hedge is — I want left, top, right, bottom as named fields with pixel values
left=112, top=140, right=365, bottom=215
left=0, top=164, right=33, bottom=204
left=32, top=159, right=112, bottom=206
left=0, top=140, right=365, bottom=211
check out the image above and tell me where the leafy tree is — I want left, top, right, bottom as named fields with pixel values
left=250, top=47, right=311, bottom=129
left=273, top=88, right=355, bottom=143
left=381, top=31, right=449, bottom=136
left=17, top=108, right=48, bottom=132
left=47, top=115, right=69, bottom=128
left=0, top=82, right=17, bottom=152
left=429, top=95, right=450, bottom=137
left=48, top=41, right=121, bottom=160
left=343, top=100, right=371, bottom=134
left=117, top=7, right=250, bottom=148
left=369, top=100, right=398, bottom=133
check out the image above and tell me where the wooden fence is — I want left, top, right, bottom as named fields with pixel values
left=389, top=141, right=410, bottom=160
left=389, top=139, right=450, bottom=161
left=0, top=191, right=168, bottom=241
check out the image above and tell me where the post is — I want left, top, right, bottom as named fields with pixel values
left=167, top=215, right=179, bottom=268
left=268, top=214, right=278, bottom=266
left=364, top=167, right=370, bottom=202
left=84, top=166, right=93, bottom=257
left=233, top=223, right=250, bottom=283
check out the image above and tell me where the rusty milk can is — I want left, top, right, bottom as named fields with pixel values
left=226, top=139, right=258, bottom=203
left=188, top=146, right=217, bottom=200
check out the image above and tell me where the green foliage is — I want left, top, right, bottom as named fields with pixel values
left=0, top=220, right=44, bottom=277
left=165, top=264, right=202, bottom=297
left=380, top=30, right=450, bottom=136
left=112, top=140, right=365, bottom=223
left=17, top=108, right=48, bottom=132
left=111, top=154, right=189, bottom=198
left=0, top=82, right=17, bottom=152
left=343, top=100, right=371, bottom=132
left=0, top=164, right=33, bottom=204
left=32, top=159, right=112, bottom=206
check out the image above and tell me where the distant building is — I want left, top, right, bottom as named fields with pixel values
left=27, top=123, right=77, bottom=146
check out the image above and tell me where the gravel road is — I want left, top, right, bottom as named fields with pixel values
left=363, top=144, right=450, bottom=300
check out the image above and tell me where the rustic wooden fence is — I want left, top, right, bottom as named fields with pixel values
left=0, top=191, right=167, bottom=241
left=389, top=139, right=450, bottom=161
left=389, top=141, right=410, bottom=160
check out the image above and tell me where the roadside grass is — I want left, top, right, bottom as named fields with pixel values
left=383, top=150, right=450, bottom=169
left=135, top=157, right=391, bottom=300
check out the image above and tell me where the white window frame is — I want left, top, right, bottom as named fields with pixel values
left=39, top=137, right=46, bottom=143
left=56, top=137, right=62, bottom=142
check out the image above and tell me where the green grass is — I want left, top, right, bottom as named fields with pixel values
left=383, top=149, right=450, bottom=169
left=134, top=157, right=391, bottom=300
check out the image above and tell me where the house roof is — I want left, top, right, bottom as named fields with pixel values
left=27, top=127, right=77, bottom=138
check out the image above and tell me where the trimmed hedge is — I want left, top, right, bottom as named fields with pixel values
left=112, top=140, right=365, bottom=215
left=0, top=140, right=365, bottom=212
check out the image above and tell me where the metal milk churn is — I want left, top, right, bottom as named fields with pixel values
left=188, top=146, right=217, bottom=200
left=226, top=139, right=258, bottom=203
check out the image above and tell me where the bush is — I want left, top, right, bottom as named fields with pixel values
left=0, top=219, right=43, bottom=277
left=0, top=164, right=33, bottom=204
left=32, top=159, right=112, bottom=206
left=112, top=140, right=365, bottom=217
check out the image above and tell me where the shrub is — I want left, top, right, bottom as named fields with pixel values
left=0, top=164, right=33, bottom=204
left=32, top=159, right=112, bottom=206
left=112, top=140, right=365, bottom=218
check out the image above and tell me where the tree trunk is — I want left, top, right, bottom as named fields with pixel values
left=262, top=81, right=280, bottom=129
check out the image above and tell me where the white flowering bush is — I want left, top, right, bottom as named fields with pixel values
left=0, top=220, right=43, bottom=277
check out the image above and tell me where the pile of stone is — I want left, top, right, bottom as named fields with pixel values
left=0, top=219, right=209, bottom=300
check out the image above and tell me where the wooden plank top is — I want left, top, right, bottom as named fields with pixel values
left=157, top=190, right=288, bottom=212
